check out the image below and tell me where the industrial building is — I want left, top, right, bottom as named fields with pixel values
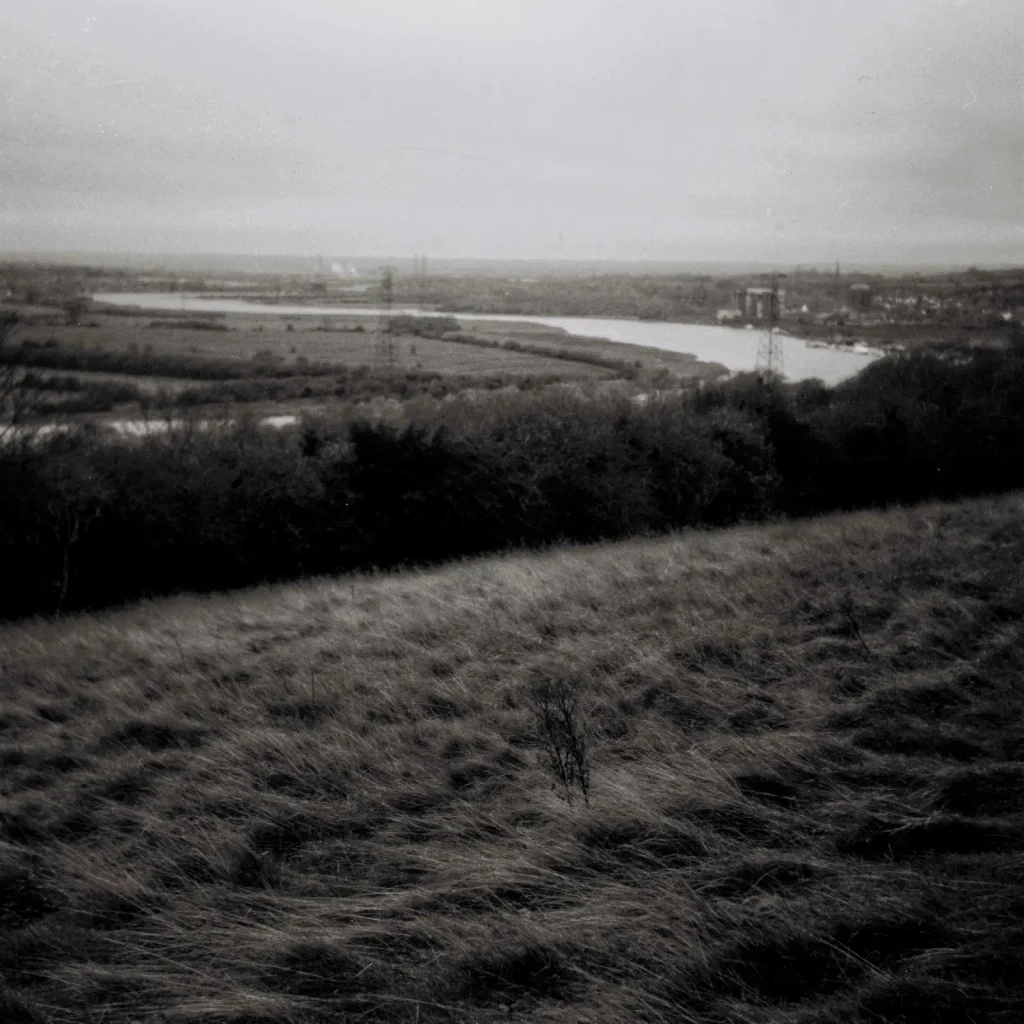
left=849, top=283, right=874, bottom=310
left=735, top=286, right=785, bottom=320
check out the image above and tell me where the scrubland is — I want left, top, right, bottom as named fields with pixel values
left=2, top=493, right=1023, bottom=1022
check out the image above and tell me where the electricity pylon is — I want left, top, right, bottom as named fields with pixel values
left=755, top=277, right=784, bottom=382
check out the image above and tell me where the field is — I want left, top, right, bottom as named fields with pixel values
left=2, top=304, right=731, bottom=425
left=13, top=308, right=722, bottom=384
left=2, top=493, right=1023, bottom=1022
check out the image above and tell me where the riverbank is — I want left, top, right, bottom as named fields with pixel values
left=75, top=298, right=730, bottom=381
left=174, top=286, right=1005, bottom=357
left=778, top=317, right=1018, bottom=353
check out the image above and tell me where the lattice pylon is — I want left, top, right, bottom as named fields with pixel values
left=755, top=327, right=784, bottom=380
left=755, top=284, right=784, bottom=381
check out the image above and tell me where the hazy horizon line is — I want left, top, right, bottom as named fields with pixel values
left=3, top=249, right=1021, bottom=276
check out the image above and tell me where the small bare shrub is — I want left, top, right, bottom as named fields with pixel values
left=529, top=678, right=590, bottom=806
left=839, top=591, right=872, bottom=656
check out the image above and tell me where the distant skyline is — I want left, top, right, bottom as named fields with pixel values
left=2, top=251, right=1020, bottom=278
left=2, top=1, right=1022, bottom=264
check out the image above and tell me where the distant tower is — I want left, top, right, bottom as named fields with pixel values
left=312, top=254, right=327, bottom=294
left=375, top=267, right=396, bottom=370
left=755, top=277, right=784, bottom=382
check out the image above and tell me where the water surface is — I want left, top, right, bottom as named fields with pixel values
left=93, top=293, right=881, bottom=384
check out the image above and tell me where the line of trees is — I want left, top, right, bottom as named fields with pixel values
left=2, top=337, right=1023, bottom=619
left=0, top=336, right=333, bottom=381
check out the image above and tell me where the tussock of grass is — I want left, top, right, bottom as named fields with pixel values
left=2, top=494, right=1024, bottom=1021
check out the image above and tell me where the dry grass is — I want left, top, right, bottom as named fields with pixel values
left=2, top=495, right=1023, bottom=1022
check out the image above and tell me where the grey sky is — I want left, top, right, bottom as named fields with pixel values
left=2, top=0, right=1021, bottom=262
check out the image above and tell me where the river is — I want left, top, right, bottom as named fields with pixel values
left=92, top=292, right=881, bottom=385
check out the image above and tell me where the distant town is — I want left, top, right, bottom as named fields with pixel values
left=723, top=266, right=1024, bottom=332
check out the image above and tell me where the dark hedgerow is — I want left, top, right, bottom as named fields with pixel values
left=1, top=344, right=1024, bottom=618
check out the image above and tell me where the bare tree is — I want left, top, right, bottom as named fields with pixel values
left=1, top=308, right=107, bottom=612
left=0, top=310, right=32, bottom=444
left=45, top=441, right=109, bottom=613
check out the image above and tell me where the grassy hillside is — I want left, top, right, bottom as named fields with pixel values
left=2, top=495, right=1023, bottom=1023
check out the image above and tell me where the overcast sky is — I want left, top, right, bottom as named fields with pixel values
left=2, top=0, right=1021, bottom=263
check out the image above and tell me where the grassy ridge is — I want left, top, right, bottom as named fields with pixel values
left=2, top=494, right=1023, bottom=1022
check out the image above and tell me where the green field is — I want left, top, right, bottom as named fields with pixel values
left=15, top=309, right=722, bottom=383
left=2, top=494, right=1022, bottom=1022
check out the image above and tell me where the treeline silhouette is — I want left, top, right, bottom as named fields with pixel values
left=7, top=349, right=570, bottom=416
left=18, top=372, right=143, bottom=416
left=2, top=342, right=1023, bottom=618
left=401, top=268, right=1024, bottom=324
left=0, top=337, right=336, bottom=380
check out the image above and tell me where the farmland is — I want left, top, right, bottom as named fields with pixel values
left=2, top=302, right=726, bottom=426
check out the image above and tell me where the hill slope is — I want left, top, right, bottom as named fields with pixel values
left=2, top=495, right=1023, bottom=1023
